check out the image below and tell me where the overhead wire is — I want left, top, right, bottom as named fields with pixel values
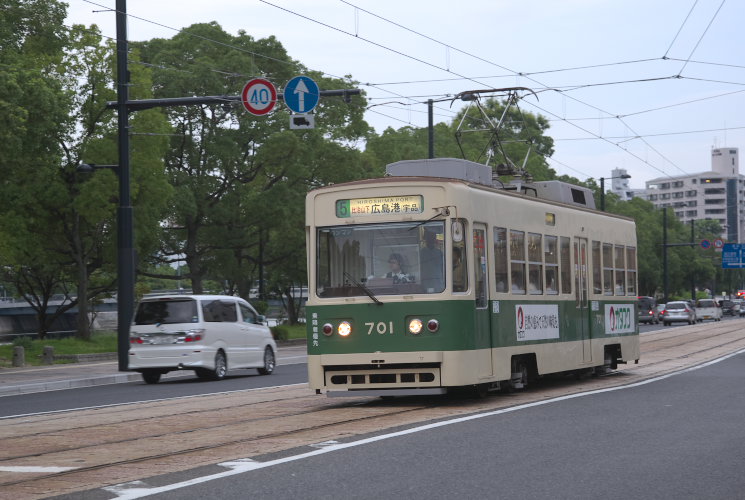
left=75, top=0, right=738, bottom=181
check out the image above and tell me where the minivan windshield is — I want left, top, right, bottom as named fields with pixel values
left=316, top=221, right=445, bottom=298
left=134, top=299, right=198, bottom=325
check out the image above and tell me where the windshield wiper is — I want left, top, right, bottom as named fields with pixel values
left=343, top=271, right=383, bottom=305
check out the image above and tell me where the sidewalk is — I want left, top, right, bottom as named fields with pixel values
left=0, top=340, right=307, bottom=397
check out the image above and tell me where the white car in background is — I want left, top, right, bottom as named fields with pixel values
left=129, top=294, right=277, bottom=384
left=695, top=299, right=722, bottom=322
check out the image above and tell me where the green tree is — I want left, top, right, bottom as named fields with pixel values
left=136, top=23, right=371, bottom=320
left=365, top=97, right=555, bottom=181
left=0, top=13, right=172, bottom=339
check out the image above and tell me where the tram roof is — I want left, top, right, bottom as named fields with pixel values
left=308, top=175, right=634, bottom=222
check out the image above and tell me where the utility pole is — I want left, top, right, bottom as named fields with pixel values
left=115, top=0, right=133, bottom=372
left=663, top=208, right=668, bottom=303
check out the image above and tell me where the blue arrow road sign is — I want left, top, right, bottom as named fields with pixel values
left=722, top=243, right=745, bottom=268
left=284, top=76, right=319, bottom=114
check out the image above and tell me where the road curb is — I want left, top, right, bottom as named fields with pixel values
left=0, top=372, right=142, bottom=397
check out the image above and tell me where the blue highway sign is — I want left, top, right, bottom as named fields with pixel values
left=284, top=76, right=320, bottom=114
left=721, top=243, right=745, bottom=269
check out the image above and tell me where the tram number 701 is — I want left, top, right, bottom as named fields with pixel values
left=366, top=321, right=394, bottom=335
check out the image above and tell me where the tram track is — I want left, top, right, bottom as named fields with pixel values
left=2, top=324, right=745, bottom=499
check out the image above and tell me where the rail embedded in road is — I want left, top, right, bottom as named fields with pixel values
left=1, top=322, right=744, bottom=498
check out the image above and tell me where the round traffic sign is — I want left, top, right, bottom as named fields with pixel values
left=714, top=238, right=725, bottom=249
left=284, top=76, right=320, bottom=114
left=700, top=239, right=711, bottom=249
left=241, top=78, right=277, bottom=116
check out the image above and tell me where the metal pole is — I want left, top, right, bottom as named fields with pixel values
left=427, top=99, right=434, bottom=159
left=600, top=177, right=605, bottom=211
left=116, top=0, right=133, bottom=372
left=691, top=219, right=696, bottom=301
left=663, top=207, right=668, bottom=303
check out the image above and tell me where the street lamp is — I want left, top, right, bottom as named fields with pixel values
left=599, top=174, right=631, bottom=211
left=78, top=162, right=133, bottom=372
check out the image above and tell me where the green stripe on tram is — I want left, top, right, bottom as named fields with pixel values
left=307, top=299, right=637, bottom=355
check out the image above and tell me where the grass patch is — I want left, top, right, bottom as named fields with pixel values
left=270, top=323, right=307, bottom=342
left=0, top=332, right=118, bottom=368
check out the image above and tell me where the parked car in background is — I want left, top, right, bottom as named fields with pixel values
left=720, top=299, right=741, bottom=316
left=733, top=299, right=745, bottom=317
left=660, top=301, right=696, bottom=326
left=637, top=296, right=659, bottom=324
left=128, top=294, right=278, bottom=384
left=695, top=299, right=722, bottom=322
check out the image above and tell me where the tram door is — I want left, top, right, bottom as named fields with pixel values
left=473, top=224, right=493, bottom=376
left=574, top=237, right=592, bottom=363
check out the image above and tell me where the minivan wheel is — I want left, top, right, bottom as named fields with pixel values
left=258, top=347, right=275, bottom=375
left=211, top=351, right=227, bottom=380
left=142, top=370, right=161, bottom=384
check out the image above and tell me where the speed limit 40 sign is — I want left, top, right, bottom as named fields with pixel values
left=241, top=78, right=277, bottom=115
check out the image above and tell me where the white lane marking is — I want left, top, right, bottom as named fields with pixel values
left=106, top=347, right=745, bottom=499
left=0, top=383, right=308, bottom=420
left=0, top=466, right=77, bottom=473
left=309, top=440, right=340, bottom=449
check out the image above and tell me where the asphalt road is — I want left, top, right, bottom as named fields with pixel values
left=134, top=350, right=745, bottom=500
left=0, top=361, right=308, bottom=418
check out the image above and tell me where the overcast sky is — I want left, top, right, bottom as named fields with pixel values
left=64, top=0, right=744, bottom=188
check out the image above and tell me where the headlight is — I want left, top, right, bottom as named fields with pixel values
left=338, top=321, right=352, bottom=337
left=408, top=318, right=423, bottom=334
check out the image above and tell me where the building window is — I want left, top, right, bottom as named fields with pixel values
left=672, top=192, right=684, bottom=199
left=704, top=188, right=726, bottom=195
left=705, top=199, right=725, bottom=205
left=660, top=193, right=670, bottom=200
left=660, top=183, right=670, bottom=189
left=672, top=181, right=684, bottom=188
left=648, top=194, right=658, bottom=201
left=686, top=210, right=698, bottom=217
left=686, top=190, right=697, bottom=197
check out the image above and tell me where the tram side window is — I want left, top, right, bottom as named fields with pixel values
left=510, top=230, right=526, bottom=294
left=493, top=227, right=508, bottom=293
left=473, top=227, right=487, bottom=307
left=614, top=245, right=626, bottom=295
left=591, top=241, right=602, bottom=294
left=626, top=247, right=637, bottom=295
left=452, top=237, right=468, bottom=293
left=528, top=233, right=543, bottom=294
left=602, top=243, right=613, bottom=295
left=560, top=236, right=571, bottom=294
left=545, top=235, right=558, bottom=294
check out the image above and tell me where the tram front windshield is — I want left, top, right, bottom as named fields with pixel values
left=317, top=221, right=445, bottom=297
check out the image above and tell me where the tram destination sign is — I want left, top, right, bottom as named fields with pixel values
left=335, top=195, right=423, bottom=218
left=721, top=243, right=745, bottom=269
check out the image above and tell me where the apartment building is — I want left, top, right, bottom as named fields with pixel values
left=645, top=148, right=744, bottom=243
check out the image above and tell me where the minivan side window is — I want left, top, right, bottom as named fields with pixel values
left=239, top=304, right=258, bottom=324
left=202, top=300, right=238, bottom=322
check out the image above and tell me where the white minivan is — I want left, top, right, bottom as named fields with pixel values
left=129, top=294, right=277, bottom=384
left=695, top=298, right=722, bottom=322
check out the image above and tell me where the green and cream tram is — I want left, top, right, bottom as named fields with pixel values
left=305, top=158, right=639, bottom=397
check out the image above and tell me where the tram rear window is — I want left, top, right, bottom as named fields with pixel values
left=316, top=221, right=446, bottom=297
